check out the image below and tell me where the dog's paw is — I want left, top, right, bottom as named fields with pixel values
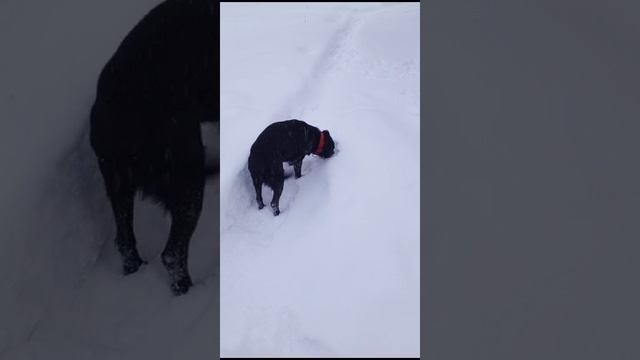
left=122, top=256, right=146, bottom=276
left=162, top=254, right=193, bottom=296
left=270, top=203, right=280, bottom=216
left=170, top=276, right=193, bottom=296
left=258, top=202, right=265, bottom=210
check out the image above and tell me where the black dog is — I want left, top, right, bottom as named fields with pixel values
left=90, top=0, right=218, bottom=295
left=248, top=119, right=335, bottom=216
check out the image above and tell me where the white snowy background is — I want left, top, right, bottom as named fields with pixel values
left=0, top=1, right=219, bottom=358
left=220, top=2, right=420, bottom=357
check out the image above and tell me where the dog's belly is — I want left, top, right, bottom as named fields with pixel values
left=280, top=151, right=307, bottom=163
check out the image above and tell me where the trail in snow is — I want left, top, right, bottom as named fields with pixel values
left=273, top=13, right=356, bottom=121
left=221, top=3, right=420, bottom=357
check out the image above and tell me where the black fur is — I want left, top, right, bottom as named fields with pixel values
left=90, top=0, right=218, bottom=295
left=248, top=119, right=335, bottom=216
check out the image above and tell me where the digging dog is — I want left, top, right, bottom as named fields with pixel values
left=90, top=0, right=218, bottom=295
left=248, top=119, right=335, bottom=215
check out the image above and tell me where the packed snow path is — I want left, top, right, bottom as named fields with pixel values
left=220, top=3, right=420, bottom=357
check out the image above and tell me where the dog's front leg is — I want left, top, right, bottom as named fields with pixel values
left=293, top=157, right=304, bottom=178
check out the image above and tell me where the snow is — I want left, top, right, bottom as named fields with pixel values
left=0, top=1, right=218, bottom=358
left=220, top=3, right=420, bottom=357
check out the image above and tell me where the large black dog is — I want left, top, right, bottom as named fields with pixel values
left=90, top=0, right=218, bottom=295
left=248, top=119, right=335, bottom=216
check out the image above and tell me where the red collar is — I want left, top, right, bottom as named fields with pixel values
left=313, top=131, right=326, bottom=155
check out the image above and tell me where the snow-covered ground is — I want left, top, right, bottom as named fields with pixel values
left=0, top=1, right=218, bottom=358
left=220, top=3, right=420, bottom=357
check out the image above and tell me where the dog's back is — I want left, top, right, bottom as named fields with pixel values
left=249, top=120, right=315, bottom=161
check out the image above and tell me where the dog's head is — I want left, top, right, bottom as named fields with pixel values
left=316, top=130, right=335, bottom=158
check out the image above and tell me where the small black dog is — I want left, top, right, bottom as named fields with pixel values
left=90, top=0, right=218, bottom=295
left=248, top=119, right=335, bottom=215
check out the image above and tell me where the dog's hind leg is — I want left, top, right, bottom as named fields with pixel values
left=269, top=166, right=285, bottom=216
left=270, top=180, right=284, bottom=216
left=98, top=159, right=145, bottom=275
left=252, top=175, right=265, bottom=209
left=161, top=176, right=204, bottom=296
